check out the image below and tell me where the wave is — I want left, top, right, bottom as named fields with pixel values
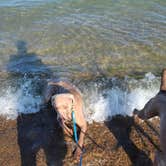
left=0, top=75, right=42, bottom=119
left=84, top=73, right=159, bottom=123
left=0, top=73, right=159, bottom=122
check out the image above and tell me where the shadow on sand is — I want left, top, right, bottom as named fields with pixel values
left=6, top=40, right=67, bottom=165
left=17, top=109, right=67, bottom=166
left=105, top=115, right=154, bottom=166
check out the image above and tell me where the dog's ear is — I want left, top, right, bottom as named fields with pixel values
left=133, top=108, right=139, bottom=115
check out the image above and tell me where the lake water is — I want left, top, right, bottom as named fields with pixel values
left=0, top=0, right=165, bottom=122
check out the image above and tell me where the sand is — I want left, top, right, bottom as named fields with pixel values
left=0, top=109, right=160, bottom=166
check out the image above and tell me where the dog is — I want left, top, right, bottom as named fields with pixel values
left=43, top=80, right=87, bottom=160
left=133, top=69, right=166, bottom=166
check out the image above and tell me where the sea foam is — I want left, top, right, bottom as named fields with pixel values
left=0, top=73, right=159, bottom=122
left=0, top=77, right=42, bottom=119
left=84, top=73, right=159, bottom=123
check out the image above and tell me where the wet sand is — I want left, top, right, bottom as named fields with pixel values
left=0, top=110, right=160, bottom=166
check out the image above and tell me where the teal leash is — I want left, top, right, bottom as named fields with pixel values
left=72, top=111, right=83, bottom=166
left=72, top=111, right=78, bottom=143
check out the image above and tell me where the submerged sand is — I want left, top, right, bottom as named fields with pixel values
left=0, top=109, right=160, bottom=166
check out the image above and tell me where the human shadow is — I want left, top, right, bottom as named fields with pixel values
left=6, top=40, right=51, bottom=76
left=17, top=109, right=67, bottom=166
left=6, top=40, right=67, bottom=165
left=105, top=115, right=153, bottom=166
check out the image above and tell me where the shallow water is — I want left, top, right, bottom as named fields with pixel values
left=0, top=0, right=165, bottom=121
left=0, top=0, right=166, bottom=77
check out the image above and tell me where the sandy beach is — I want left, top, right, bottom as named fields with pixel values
left=0, top=109, right=160, bottom=166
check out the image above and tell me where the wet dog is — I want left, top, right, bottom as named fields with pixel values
left=44, top=80, right=87, bottom=160
left=133, top=69, right=166, bottom=166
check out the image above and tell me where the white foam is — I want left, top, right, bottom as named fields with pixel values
left=0, top=79, right=42, bottom=119
left=0, top=73, right=160, bottom=122
left=84, top=73, right=159, bottom=123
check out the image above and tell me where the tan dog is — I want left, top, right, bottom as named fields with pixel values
left=44, top=80, right=87, bottom=160
left=133, top=69, right=166, bottom=166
